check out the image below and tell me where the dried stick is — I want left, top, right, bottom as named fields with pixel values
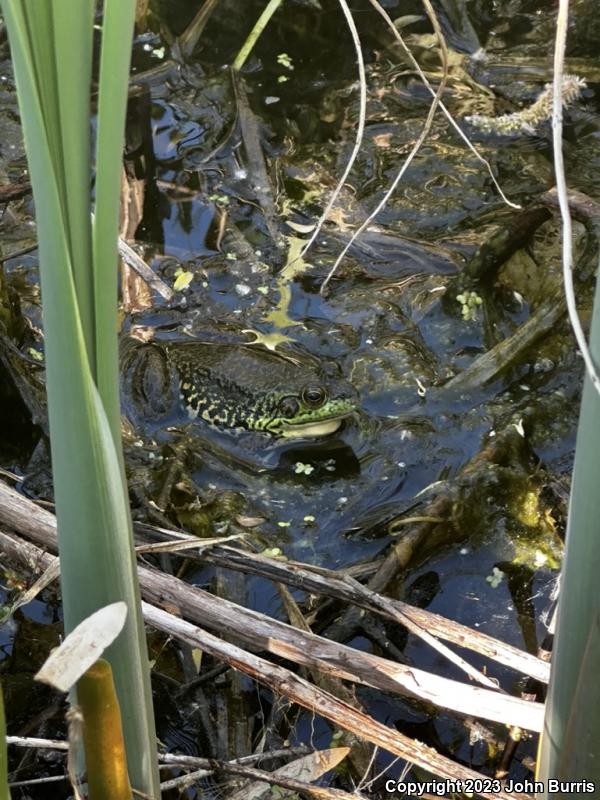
left=8, top=738, right=349, bottom=800
left=199, top=544, right=534, bottom=688
left=271, top=548, right=546, bottom=682
left=144, top=603, right=531, bottom=800
left=6, top=607, right=530, bottom=800
left=117, top=237, right=173, bottom=301
left=0, top=526, right=544, bottom=733
left=319, top=0, right=448, bottom=293
left=0, top=480, right=550, bottom=684
left=300, top=0, right=367, bottom=261
left=277, top=583, right=375, bottom=779
left=160, top=755, right=359, bottom=800
left=3, top=535, right=533, bottom=797
left=367, top=0, right=519, bottom=210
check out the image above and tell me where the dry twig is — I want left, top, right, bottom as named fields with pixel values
left=0, top=522, right=544, bottom=733
left=299, top=0, right=367, bottom=263
left=1, top=525, right=536, bottom=798
left=319, top=0, right=449, bottom=293
left=367, top=0, right=519, bottom=210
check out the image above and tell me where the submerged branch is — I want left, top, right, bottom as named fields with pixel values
left=231, top=71, right=282, bottom=247
left=445, top=289, right=564, bottom=391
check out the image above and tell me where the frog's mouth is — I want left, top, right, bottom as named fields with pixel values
left=276, top=414, right=350, bottom=439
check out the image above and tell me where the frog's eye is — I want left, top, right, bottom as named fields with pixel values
left=279, top=396, right=300, bottom=418
left=302, top=386, right=327, bottom=408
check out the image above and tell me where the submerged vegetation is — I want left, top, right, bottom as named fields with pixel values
left=0, top=0, right=599, bottom=797
left=465, top=74, right=586, bottom=135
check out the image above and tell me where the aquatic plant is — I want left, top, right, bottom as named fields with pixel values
left=0, top=1, right=159, bottom=795
left=465, top=74, right=586, bottom=135
left=77, top=660, right=132, bottom=800
left=537, top=0, right=600, bottom=790
left=456, top=290, right=483, bottom=321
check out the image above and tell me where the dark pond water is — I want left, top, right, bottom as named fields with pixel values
left=1, top=0, right=600, bottom=796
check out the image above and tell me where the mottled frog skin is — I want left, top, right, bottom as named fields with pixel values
left=124, top=340, right=358, bottom=438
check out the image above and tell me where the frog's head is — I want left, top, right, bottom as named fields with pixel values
left=245, top=364, right=358, bottom=438
left=162, top=341, right=358, bottom=439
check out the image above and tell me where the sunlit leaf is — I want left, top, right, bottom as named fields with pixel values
left=173, top=270, right=194, bottom=291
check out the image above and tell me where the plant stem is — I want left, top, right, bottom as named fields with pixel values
left=233, top=0, right=285, bottom=72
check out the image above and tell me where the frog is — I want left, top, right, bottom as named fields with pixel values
left=121, top=337, right=358, bottom=439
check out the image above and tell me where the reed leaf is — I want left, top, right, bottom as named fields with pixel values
left=536, top=273, right=600, bottom=791
left=93, top=0, right=136, bottom=438
left=1, top=1, right=159, bottom=794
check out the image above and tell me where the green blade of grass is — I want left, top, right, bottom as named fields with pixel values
left=233, top=0, right=284, bottom=72
left=21, top=1, right=64, bottom=190
left=1, top=2, right=159, bottom=795
left=51, top=0, right=96, bottom=366
left=92, top=0, right=136, bottom=444
left=537, top=269, right=600, bottom=792
left=13, top=2, right=94, bottom=363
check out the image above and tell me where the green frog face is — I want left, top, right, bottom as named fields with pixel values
left=172, top=343, right=357, bottom=438
left=126, top=340, right=358, bottom=439
left=228, top=381, right=356, bottom=438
